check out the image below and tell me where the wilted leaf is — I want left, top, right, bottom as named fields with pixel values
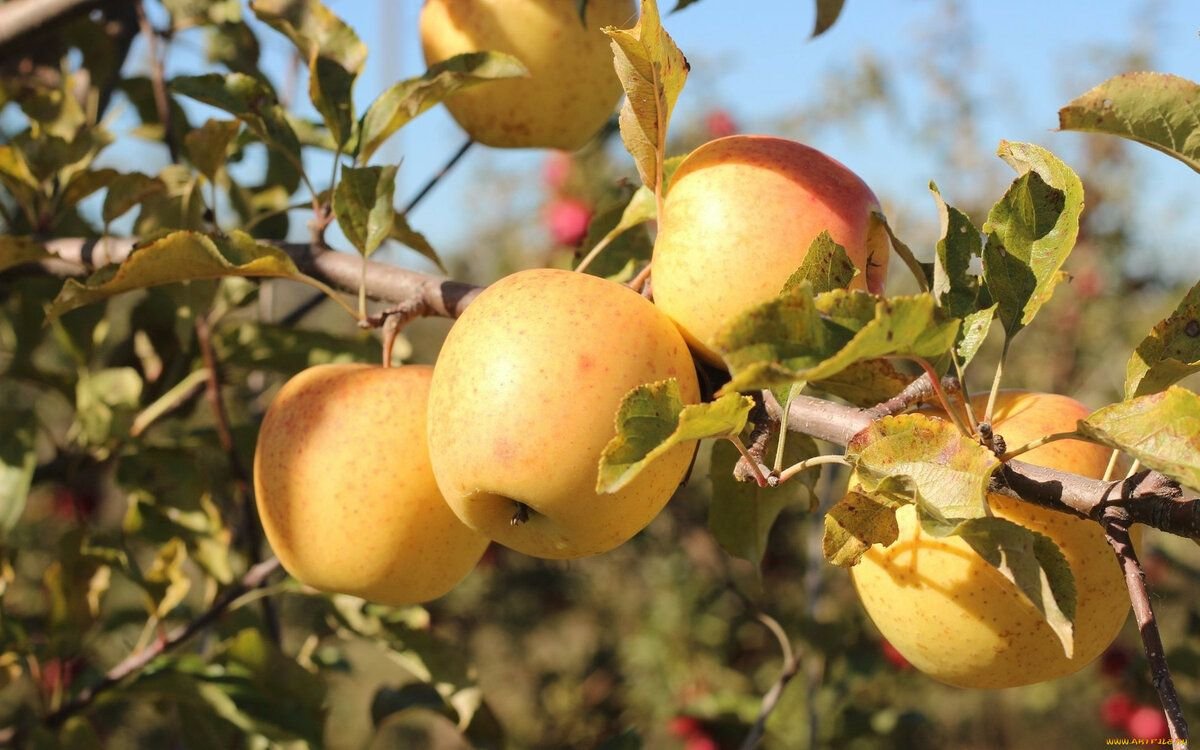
left=1059, top=72, right=1200, bottom=174
left=171, top=74, right=301, bottom=164
left=1124, top=280, right=1200, bottom=398
left=0, top=237, right=50, bottom=273
left=847, top=413, right=999, bottom=525
left=102, top=173, right=167, bottom=224
left=982, top=141, right=1083, bottom=337
left=709, top=435, right=819, bottom=567
left=357, top=52, right=528, bottom=164
left=0, top=408, right=36, bottom=538
left=604, top=0, right=689, bottom=191
left=334, top=165, right=397, bottom=257
left=822, top=488, right=902, bottom=567
left=597, top=379, right=749, bottom=493
left=781, top=232, right=859, bottom=294
left=47, top=231, right=335, bottom=321
left=813, top=0, right=846, bottom=36
left=956, top=516, right=1077, bottom=657
left=391, top=212, right=445, bottom=272
left=716, top=286, right=959, bottom=394
left=185, top=119, right=242, bottom=181
left=1078, top=387, right=1200, bottom=490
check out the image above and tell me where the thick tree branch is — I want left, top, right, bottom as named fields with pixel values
left=38, top=236, right=484, bottom=321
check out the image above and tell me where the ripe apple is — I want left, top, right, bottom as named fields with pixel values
left=1101, top=693, right=1135, bottom=729
left=420, top=0, right=636, bottom=150
left=426, top=268, right=700, bottom=559
left=253, top=364, right=488, bottom=605
left=849, top=391, right=1132, bottom=688
left=651, top=135, right=890, bottom=365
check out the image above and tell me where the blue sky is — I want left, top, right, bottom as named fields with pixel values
left=109, top=1, right=1200, bottom=280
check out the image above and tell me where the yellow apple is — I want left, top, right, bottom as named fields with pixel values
left=253, top=364, right=488, bottom=605
left=850, top=391, right=1132, bottom=688
left=652, top=135, right=891, bottom=366
left=426, top=268, right=699, bottom=559
left=420, top=0, right=636, bottom=150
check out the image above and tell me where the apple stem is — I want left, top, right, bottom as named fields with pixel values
left=997, top=431, right=1085, bottom=462
left=1102, top=511, right=1190, bottom=743
left=510, top=502, right=531, bottom=527
left=777, top=454, right=850, bottom=485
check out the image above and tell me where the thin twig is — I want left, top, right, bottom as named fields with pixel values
left=403, top=137, right=475, bottom=214
left=195, top=316, right=281, bottom=645
left=43, top=557, right=282, bottom=728
left=863, top=372, right=963, bottom=420
left=738, top=611, right=801, bottom=750
left=135, top=0, right=177, bottom=163
left=998, top=430, right=1089, bottom=462
left=734, top=392, right=775, bottom=483
left=1102, top=510, right=1188, bottom=743
left=731, top=436, right=771, bottom=487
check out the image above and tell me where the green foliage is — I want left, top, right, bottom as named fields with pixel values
left=822, top=489, right=902, bottom=568
left=1079, top=387, right=1200, bottom=490
left=782, top=232, right=860, bottom=294
left=597, top=379, right=751, bottom=493
left=1059, top=72, right=1200, bottom=174
left=1125, top=280, right=1200, bottom=399
left=333, top=165, right=397, bottom=258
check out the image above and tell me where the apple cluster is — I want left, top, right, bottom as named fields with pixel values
left=251, top=0, right=1132, bottom=698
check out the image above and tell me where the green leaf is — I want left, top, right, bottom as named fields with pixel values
left=810, top=359, right=911, bottom=408
left=1078, top=387, right=1200, bottom=490
left=47, top=230, right=324, bottom=322
left=1058, top=72, right=1200, bottom=174
left=822, top=488, right=902, bottom=567
left=75, top=367, right=143, bottom=449
left=0, top=236, right=50, bottom=273
left=308, top=53, right=356, bottom=149
left=930, top=181, right=982, bottom=318
left=847, top=413, right=999, bottom=526
left=60, top=168, right=118, bottom=210
left=597, top=379, right=749, bottom=493
left=141, top=538, right=190, bottom=618
left=171, top=74, right=301, bottom=165
left=334, top=165, right=397, bottom=258
left=391, top=212, right=445, bottom=272
left=956, top=304, right=996, bottom=367
left=102, top=173, right=167, bottom=225
left=250, top=0, right=367, bottom=73
left=982, top=141, right=1083, bottom=337
left=709, top=434, right=819, bottom=567
left=357, top=52, right=528, bottom=164
left=1124, top=280, right=1200, bottom=398
left=716, top=286, right=959, bottom=394
left=812, top=0, right=846, bottom=36
left=0, top=408, right=36, bottom=539
left=185, top=119, right=242, bottom=182
left=956, top=516, right=1077, bottom=658
left=604, top=0, right=689, bottom=191
left=781, top=231, right=859, bottom=294
left=580, top=185, right=656, bottom=278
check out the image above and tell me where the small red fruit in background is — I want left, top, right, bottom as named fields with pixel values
left=704, top=109, right=738, bottom=139
left=545, top=198, right=593, bottom=247
left=542, top=152, right=572, bottom=192
left=1126, top=705, right=1169, bottom=740
left=1099, top=646, right=1132, bottom=679
left=684, top=736, right=718, bottom=750
left=668, top=716, right=703, bottom=739
left=1100, top=693, right=1134, bottom=729
left=880, top=639, right=912, bottom=670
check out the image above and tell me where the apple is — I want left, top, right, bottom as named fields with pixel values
left=703, top=108, right=738, bottom=139
left=1100, top=646, right=1132, bottom=679
left=880, top=639, right=912, bottom=671
left=546, top=197, right=593, bottom=247
left=1126, top=705, right=1169, bottom=740
left=253, top=364, right=488, bottom=605
left=426, top=268, right=700, bottom=559
left=849, top=391, right=1132, bottom=688
left=651, top=135, right=890, bottom=365
left=420, top=0, right=636, bottom=150
left=542, top=151, right=573, bottom=192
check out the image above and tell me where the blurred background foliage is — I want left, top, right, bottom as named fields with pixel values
left=1, top=0, right=1199, bottom=748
